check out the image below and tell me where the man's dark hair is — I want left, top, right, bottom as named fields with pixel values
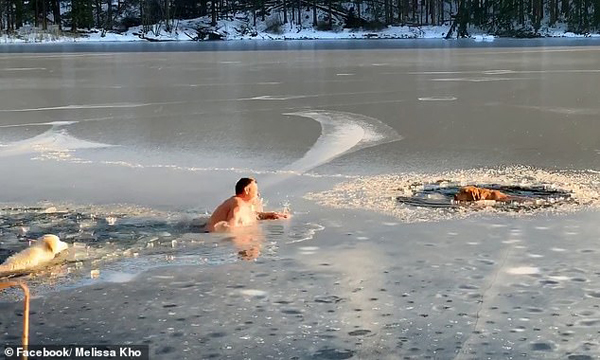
left=235, top=178, right=255, bottom=195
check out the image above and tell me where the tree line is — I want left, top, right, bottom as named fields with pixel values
left=1, top=0, right=600, bottom=35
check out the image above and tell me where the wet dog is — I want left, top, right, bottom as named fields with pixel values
left=0, top=234, right=69, bottom=274
left=454, top=186, right=509, bottom=202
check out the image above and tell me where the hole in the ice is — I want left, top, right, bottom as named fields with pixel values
left=397, top=182, right=574, bottom=210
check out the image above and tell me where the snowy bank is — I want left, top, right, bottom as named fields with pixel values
left=1, top=16, right=600, bottom=44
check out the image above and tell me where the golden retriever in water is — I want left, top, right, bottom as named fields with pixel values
left=454, top=186, right=509, bottom=202
left=0, top=234, right=68, bottom=274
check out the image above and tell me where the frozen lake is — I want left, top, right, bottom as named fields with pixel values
left=1, top=40, right=600, bottom=359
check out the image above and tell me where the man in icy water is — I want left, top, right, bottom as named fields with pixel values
left=206, top=177, right=289, bottom=232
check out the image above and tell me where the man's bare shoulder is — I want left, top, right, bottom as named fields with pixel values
left=222, top=196, right=244, bottom=209
left=230, top=196, right=244, bottom=205
left=211, top=196, right=238, bottom=213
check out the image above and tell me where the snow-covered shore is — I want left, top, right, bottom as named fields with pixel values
left=1, top=16, right=599, bottom=44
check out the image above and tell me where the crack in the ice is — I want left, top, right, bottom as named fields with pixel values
left=453, top=243, right=513, bottom=359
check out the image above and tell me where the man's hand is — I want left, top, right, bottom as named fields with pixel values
left=272, top=212, right=290, bottom=219
left=258, top=211, right=290, bottom=220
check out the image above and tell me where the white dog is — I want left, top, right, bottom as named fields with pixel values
left=0, top=234, right=69, bottom=274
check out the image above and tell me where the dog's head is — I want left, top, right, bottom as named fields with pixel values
left=454, top=186, right=481, bottom=201
left=41, top=234, right=69, bottom=255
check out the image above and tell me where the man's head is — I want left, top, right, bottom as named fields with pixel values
left=235, top=177, right=258, bottom=200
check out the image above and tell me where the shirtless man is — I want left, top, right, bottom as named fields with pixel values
left=206, top=178, right=289, bottom=232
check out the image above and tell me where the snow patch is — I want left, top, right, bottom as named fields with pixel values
left=281, top=110, right=403, bottom=174
left=506, top=267, right=540, bottom=275
left=0, top=124, right=114, bottom=158
left=0, top=102, right=184, bottom=112
left=418, top=96, right=457, bottom=101
left=3, top=14, right=596, bottom=44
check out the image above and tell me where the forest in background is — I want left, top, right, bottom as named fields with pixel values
left=1, top=0, right=600, bottom=37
